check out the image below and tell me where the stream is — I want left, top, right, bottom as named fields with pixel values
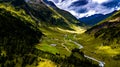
left=70, top=40, right=105, bottom=67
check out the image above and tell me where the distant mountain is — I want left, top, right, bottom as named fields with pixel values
left=79, top=11, right=116, bottom=26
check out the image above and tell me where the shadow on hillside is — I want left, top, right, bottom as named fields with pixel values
left=0, top=8, right=42, bottom=67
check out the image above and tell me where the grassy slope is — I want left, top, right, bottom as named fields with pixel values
left=87, top=10, right=120, bottom=45
left=0, top=3, right=98, bottom=67
left=77, top=11, right=120, bottom=67
left=26, top=0, right=86, bottom=32
left=0, top=3, right=43, bottom=67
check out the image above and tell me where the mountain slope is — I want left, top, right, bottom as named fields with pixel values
left=43, top=0, right=86, bottom=26
left=87, top=10, right=120, bottom=45
left=0, top=1, right=98, bottom=67
left=0, top=0, right=78, bottom=30
left=0, top=3, right=43, bottom=67
left=76, top=10, right=120, bottom=67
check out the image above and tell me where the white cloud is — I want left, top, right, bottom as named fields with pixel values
left=48, top=0, right=78, bottom=9
left=92, top=0, right=110, bottom=4
left=69, top=9, right=96, bottom=18
left=117, top=8, right=120, bottom=10
left=79, top=10, right=96, bottom=18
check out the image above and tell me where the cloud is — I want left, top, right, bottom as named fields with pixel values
left=92, top=0, right=110, bottom=4
left=48, top=0, right=120, bottom=18
left=70, top=0, right=88, bottom=6
left=102, top=0, right=120, bottom=8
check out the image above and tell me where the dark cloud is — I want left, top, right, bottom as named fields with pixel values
left=61, top=0, right=65, bottom=2
left=70, top=0, right=88, bottom=6
left=102, top=0, right=120, bottom=8
left=77, top=8, right=88, bottom=13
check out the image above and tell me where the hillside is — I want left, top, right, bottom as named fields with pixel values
left=87, top=10, right=120, bottom=45
left=76, top=10, right=120, bottom=67
left=0, top=3, right=43, bottom=67
left=43, top=0, right=86, bottom=26
left=0, top=0, right=98, bottom=67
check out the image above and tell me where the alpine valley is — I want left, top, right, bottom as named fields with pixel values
left=0, top=0, right=120, bottom=67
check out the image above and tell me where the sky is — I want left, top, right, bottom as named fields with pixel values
left=48, top=0, right=120, bottom=18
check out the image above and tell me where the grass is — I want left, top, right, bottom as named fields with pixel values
left=80, top=10, right=120, bottom=67
left=35, top=43, right=59, bottom=55
left=96, top=46, right=120, bottom=56
left=57, top=26, right=86, bottom=34
left=14, top=57, right=58, bottom=67
left=76, top=33, right=120, bottom=67
left=0, top=3, right=35, bottom=25
left=36, top=57, right=57, bottom=67
left=37, top=60, right=56, bottom=67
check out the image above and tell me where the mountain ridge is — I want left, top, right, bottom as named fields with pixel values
left=79, top=11, right=116, bottom=26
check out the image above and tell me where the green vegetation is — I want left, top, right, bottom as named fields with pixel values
left=87, top=10, right=120, bottom=45
left=0, top=2, right=97, bottom=67
left=1, top=0, right=120, bottom=67
left=0, top=3, right=42, bottom=67
left=75, top=33, right=120, bottom=67
left=77, top=10, right=120, bottom=67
